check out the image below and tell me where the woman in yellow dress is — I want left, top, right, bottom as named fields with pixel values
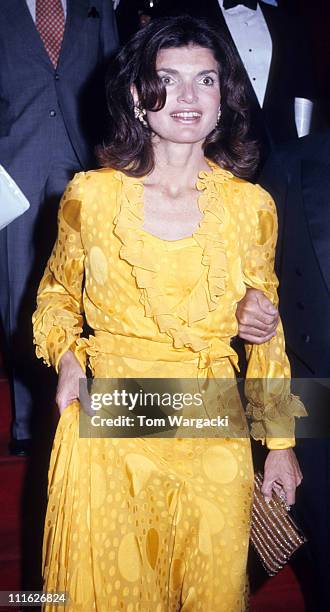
left=33, top=16, right=305, bottom=611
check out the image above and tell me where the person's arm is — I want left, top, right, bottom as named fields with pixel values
left=242, top=184, right=306, bottom=451
left=292, top=19, right=316, bottom=138
left=284, top=5, right=317, bottom=137
left=242, top=185, right=305, bottom=503
left=236, top=150, right=289, bottom=342
left=32, top=173, right=87, bottom=411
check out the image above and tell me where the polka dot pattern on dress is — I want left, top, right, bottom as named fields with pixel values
left=32, top=167, right=304, bottom=611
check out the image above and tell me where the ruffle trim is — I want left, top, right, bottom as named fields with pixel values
left=113, top=163, right=233, bottom=353
left=246, top=393, right=307, bottom=443
left=33, top=308, right=83, bottom=367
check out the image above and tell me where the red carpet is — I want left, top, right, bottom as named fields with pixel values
left=0, top=368, right=306, bottom=611
left=0, top=377, right=26, bottom=611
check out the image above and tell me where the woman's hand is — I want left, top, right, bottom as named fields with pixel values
left=262, top=448, right=303, bottom=506
left=56, top=350, right=86, bottom=415
left=236, top=288, right=279, bottom=344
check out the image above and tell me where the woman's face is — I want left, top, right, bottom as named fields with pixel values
left=146, top=45, right=221, bottom=145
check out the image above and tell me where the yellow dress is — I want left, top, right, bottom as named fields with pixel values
left=33, top=163, right=305, bottom=611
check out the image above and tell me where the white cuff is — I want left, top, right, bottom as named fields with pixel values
left=294, top=97, right=313, bottom=137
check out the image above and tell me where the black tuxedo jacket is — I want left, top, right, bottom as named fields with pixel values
left=155, top=0, right=316, bottom=161
left=261, top=134, right=330, bottom=606
left=259, top=131, right=330, bottom=378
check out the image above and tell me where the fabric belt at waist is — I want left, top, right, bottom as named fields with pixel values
left=78, top=332, right=239, bottom=377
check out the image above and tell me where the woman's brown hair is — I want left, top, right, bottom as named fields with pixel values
left=98, top=15, right=259, bottom=179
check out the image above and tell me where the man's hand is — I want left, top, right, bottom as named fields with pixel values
left=56, top=350, right=86, bottom=415
left=262, top=448, right=303, bottom=506
left=236, top=288, right=279, bottom=344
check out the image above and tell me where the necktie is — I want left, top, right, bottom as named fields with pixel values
left=35, top=0, right=65, bottom=67
left=223, top=0, right=258, bottom=9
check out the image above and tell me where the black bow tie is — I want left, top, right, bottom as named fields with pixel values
left=223, top=0, right=258, bottom=10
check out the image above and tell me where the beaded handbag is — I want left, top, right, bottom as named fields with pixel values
left=250, top=472, right=306, bottom=576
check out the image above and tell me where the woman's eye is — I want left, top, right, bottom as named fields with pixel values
left=200, top=76, right=214, bottom=86
left=161, top=76, right=174, bottom=85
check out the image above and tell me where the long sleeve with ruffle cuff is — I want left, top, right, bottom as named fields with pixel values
left=32, top=173, right=86, bottom=372
left=242, top=184, right=307, bottom=449
left=245, top=367, right=307, bottom=449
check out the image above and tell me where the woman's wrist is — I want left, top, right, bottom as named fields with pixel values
left=58, top=349, right=75, bottom=369
left=267, top=448, right=293, bottom=456
left=266, top=437, right=296, bottom=450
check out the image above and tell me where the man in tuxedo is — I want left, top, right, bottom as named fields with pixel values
left=0, top=0, right=118, bottom=454
left=154, top=0, right=316, bottom=165
left=236, top=130, right=330, bottom=610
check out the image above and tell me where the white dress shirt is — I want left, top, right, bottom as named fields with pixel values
left=25, top=0, right=67, bottom=22
left=219, top=0, right=272, bottom=106
left=218, top=0, right=313, bottom=135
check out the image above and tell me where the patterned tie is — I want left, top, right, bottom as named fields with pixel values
left=35, top=0, right=65, bottom=67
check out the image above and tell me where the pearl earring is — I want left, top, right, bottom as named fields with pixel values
left=217, top=106, right=222, bottom=125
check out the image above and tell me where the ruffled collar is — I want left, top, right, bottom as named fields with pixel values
left=113, top=161, right=233, bottom=353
